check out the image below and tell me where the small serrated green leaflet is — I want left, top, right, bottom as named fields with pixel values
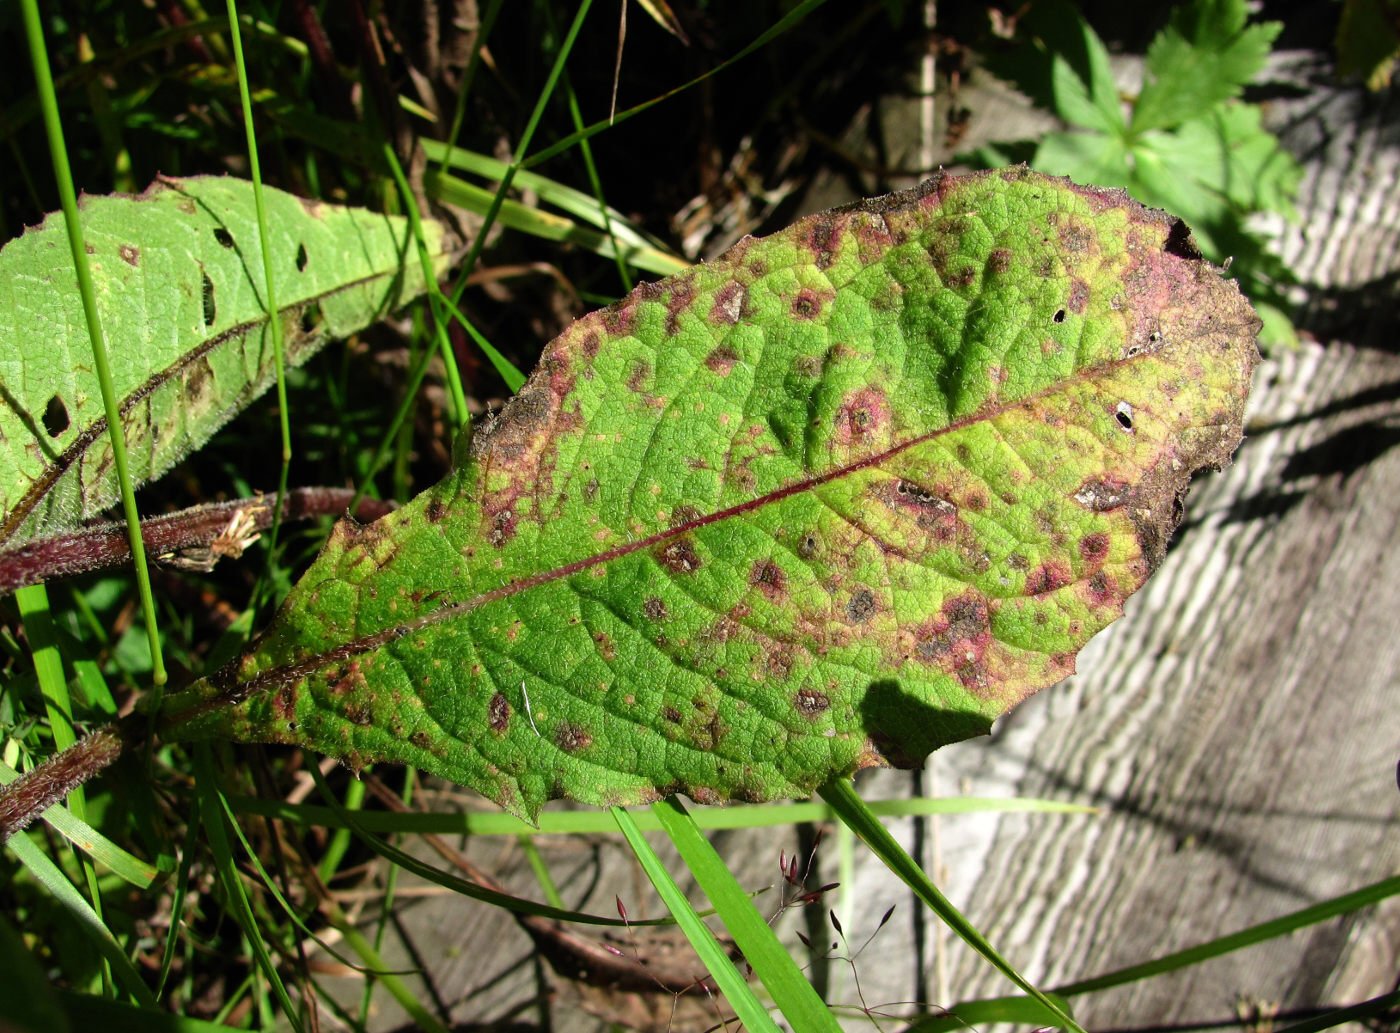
left=160, top=170, right=1259, bottom=821
left=0, top=176, right=450, bottom=547
left=1132, top=0, right=1282, bottom=133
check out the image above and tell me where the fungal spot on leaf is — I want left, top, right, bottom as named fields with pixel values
left=581, top=331, right=600, bottom=360
left=750, top=559, right=787, bottom=600
left=835, top=388, right=889, bottom=445
left=118, top=243, right=140, bottom=266
left=1087, top=570, right=1114, bottom=607
left=42, top=395, right=69, bottom=437
left=1080, top=533, right=1109, bottom=562
left=798, top=533, right=819, bottom=559
left=344, top=703, right=373, bottom=726
left=665, top=278, right=696, bottom=335
left=489, top=692, right=510, bottom=733
left=807, top=216, right=838, bottom=269
left=988, top=247, right=1012, bottom=274
left=426, top=499, right=447, bottom=523
left=706, top=344, right=740, bottom=376
left=795, top=689, right=830, bottom=717
left=556, top=723, right=593, bottom=753
left=910, top=594, right=993, bottom=692
left=1115, top=401, right=1134, bottom=432
left=791, top=289, right=824, bottom=319
left=711, top=280, right=746, bottom=325
left=659, top=537, right=702, bottom=573
left=594, top=631, right=616, bottom=661
left=670, top=504, right=703, bottom=528
left=410, top=730, right=433, bottom=750
left=891, top=478, right=957, bottom=517
left=846, top=588, right=876, bottom=623
left=1068, top=279, right=1089, bottom=313
left=626, top=361, right=651, bottom=393
left=1074, top=476, right=1130, bottom=512
left=295, top=242, right=308, bottom=271
left=664, top=706, right=683, bottom=724
left=643, top=597, right=668, bottom=621
left=201, top=270, right=216, bottom=326
left=1026, top=562, right=1072, bottom=596
left=213, top=227, right=234, bottom=248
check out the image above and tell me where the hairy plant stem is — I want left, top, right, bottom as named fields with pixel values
left=0, top=723, right=128, bottom=844
left=0, top=487, right=394, bottom=595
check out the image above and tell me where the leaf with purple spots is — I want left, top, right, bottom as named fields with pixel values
left=159, top=169, right=1259, bottom=819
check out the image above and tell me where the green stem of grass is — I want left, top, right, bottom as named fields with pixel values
left=819, top=776, right=1085, bottom=1033
left=652, top=795, right=843, bottom=1032
left=382, top=143, right=469, bottom=425
left=612, top=804, right=783, bottom=1033
left=224, top=0, right=294, bottom=580
left=20, top=0, right=166, bottom=688
left=449, top=0, right=596, bottom=308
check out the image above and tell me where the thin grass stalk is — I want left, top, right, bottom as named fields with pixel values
left=382, top=142, right=469, bottom=424
left=449, top=0, right=596, bottom=308
left=611, top=804, right=783, bottom=1033
left=224, top=0, right=294, bottom=599
left=5, top=588, right=110, bottom=995
left=652, top=795, right=844, bottom=1032
left=19, top=0, right=167, bottom=687
left=819, top=776, right=1086, bottom=1033
left=1054, top=874, right=1400, bottom=997
left=524, top=0, right=827, bottom=168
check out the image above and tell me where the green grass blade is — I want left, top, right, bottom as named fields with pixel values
left=211, top=786, right=450, bottom=1033
left=421, top=141, right=676, bottom=259
left=1274, top=990, right=1400, bottom=1033
left=231, top=794, right=1091, bottom=836
left=55, top=988, right=251, bottom=1032
left=383, top=142, right=521, bottom=399
left=902, top=993, right=1075, bottom=1032
left=652, top=796, right=842, bottom=1032
left=0, top=758, right=162, bottom=888
left=192, top=747, right=302, bottom=1031
left=449, top=0, right=596, bottom=305
left=12, top=583, right=112, bottom=991
left=382, top=143, right=470, bottom=427
left=819, top=777, right=1085, bottom=1033
left=20, top=0, right=165, bottom=687
left=224, top=0, right=294, bottom=596
left=0, top=912, right=71, bottom=1032
left=427, top=169, right=688, bottom=276
left=302, top=764, right=639, bottom=927
left=612, top=804, right=782, bottom=1033
left=524, top=0, right=827, bottom=168
left=5, top=828, right=156, bottom=1007
left=1054, top=874, right=1400, bottom=996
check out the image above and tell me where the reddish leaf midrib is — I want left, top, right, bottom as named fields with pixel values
left=188, top=350, right=1170, bottom=714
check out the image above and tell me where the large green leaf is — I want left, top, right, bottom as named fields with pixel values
left=0, top=176, right=449, bottom=547
left=161, top=169, right=1259, bottom=820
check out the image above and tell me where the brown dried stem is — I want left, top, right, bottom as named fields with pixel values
left=0, top=487, right=395, bottom=596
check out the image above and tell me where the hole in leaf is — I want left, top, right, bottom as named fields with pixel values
left=1053, top=309, right=1066, bottom=323
left=213, top=227, right=234, bottom=248
left=42, top=394, right=70, bottom=437
left=300, top=302, right=323, bottom=335
left=201, top=271, right=216, bottom=327
left=295, top=242, right=308, bottom=271
left=1115, top=401, right=1134, bottom=432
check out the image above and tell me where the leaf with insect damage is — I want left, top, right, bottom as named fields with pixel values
left=0, top=176, right=449, bottom=547
left=161, top=169, right=1259, bottom=819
